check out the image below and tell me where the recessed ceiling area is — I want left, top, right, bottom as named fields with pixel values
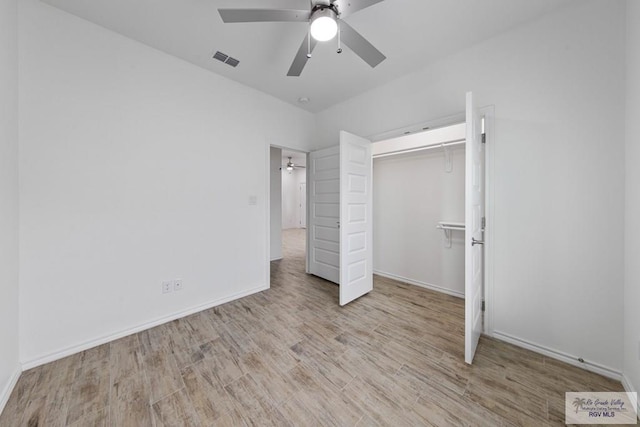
left=40, top=0, right=576, bottom=112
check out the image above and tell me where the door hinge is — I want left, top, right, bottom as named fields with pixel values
left=481, top=133, right=486, bottom=144
left=481, top=300, right=485, bottom=312
left=481, top=216, right=486, bottom=230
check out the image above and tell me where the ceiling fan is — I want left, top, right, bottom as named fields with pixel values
left=284, top=157, right=306, bottom=171
left=218, top=0, right=386, bottom=76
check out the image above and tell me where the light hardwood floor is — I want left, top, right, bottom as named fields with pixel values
left=0, top=228, right=623, bottom=426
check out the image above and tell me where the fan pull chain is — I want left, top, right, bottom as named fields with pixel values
left=337, top=20, right=342, bottom=54
left=307, top=26, right=312, bottom=59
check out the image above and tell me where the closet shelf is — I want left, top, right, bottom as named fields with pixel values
left=436, top=221, right=465, bottom=231
left=436, top=222, right=464, bottom=249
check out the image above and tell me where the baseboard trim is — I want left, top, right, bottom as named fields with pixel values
left=270, top=256, right=283, bottom=261
left=21, top=284, right=269, bottom=371
left=493, top=330, right=622, bottom=381
left=0, top=366, right=22, bottom=416
left=373, top=270, right=464, bottom=299
left=621, top=374, right=640, bottom=420
left=622, top=374, right=637, bottom=394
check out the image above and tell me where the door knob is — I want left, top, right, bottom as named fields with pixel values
left=472, top=238, right=484, bottom=246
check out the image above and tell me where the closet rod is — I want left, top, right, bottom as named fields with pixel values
left=372, top=138, right=465, bottom=159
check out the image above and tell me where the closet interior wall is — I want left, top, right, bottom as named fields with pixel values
left=373, top=136, right=466, bottom=298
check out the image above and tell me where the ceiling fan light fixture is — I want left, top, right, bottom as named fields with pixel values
left=310, top=9, right=338, bottom=42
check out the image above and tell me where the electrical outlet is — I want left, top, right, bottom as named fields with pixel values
left=162, top=281, right=173, bottom=294
left=174, top=279, right=183, bottom=292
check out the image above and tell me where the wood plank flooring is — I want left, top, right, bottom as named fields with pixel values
left=0, top=228, right=623, bottom=426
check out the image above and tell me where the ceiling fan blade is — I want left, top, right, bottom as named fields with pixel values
left=287, top=33, right=318, bottom=76
left=218, top=9, right=310, bottom=23
left=334, top=0, right=384, bottom=19
left=340, top=21, right=386, bottom=68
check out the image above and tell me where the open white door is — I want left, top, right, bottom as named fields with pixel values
left=307, top=146, right=340, bottom=284
left=339, top=131, right=373, bottom=306
left=465, top=92, right=485, bottom=364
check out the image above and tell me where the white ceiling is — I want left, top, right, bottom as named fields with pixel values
left=41, top=0, right=576, bottom=113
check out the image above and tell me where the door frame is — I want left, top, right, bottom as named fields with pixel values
left=366, top=106, right=495, bottom=337
left=265, top=144, right=309, bottom=288
left=480, top=105, right=495, bottom=336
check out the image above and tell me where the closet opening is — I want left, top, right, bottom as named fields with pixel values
left=371, top=118, right=487, bottom=360
left=372, top=123, right=467, bottom=299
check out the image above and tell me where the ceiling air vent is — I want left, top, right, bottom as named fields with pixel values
left=225, top=57, right=240, bottom=68
left=213, top=51, right=240, bottom=68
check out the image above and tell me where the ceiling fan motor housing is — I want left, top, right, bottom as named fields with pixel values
left=314, top=0, right=335, bottom=7
left=310, top=4, right=339, bottom=41
left=311, top=3, right=339, bottom=16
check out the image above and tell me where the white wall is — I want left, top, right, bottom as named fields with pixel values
left=270, top=147, right=283, bottom=260
left=624, top=0, right=640, bottom=396
left=0, top=0, right=20, bottom=412
left=373, top=147, right=465, bottom=298
left=18, top=0, right=315, bottom=366
left=282, top=168, right=305, bottom=230
left=316, top=0, right=626, bottom=375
